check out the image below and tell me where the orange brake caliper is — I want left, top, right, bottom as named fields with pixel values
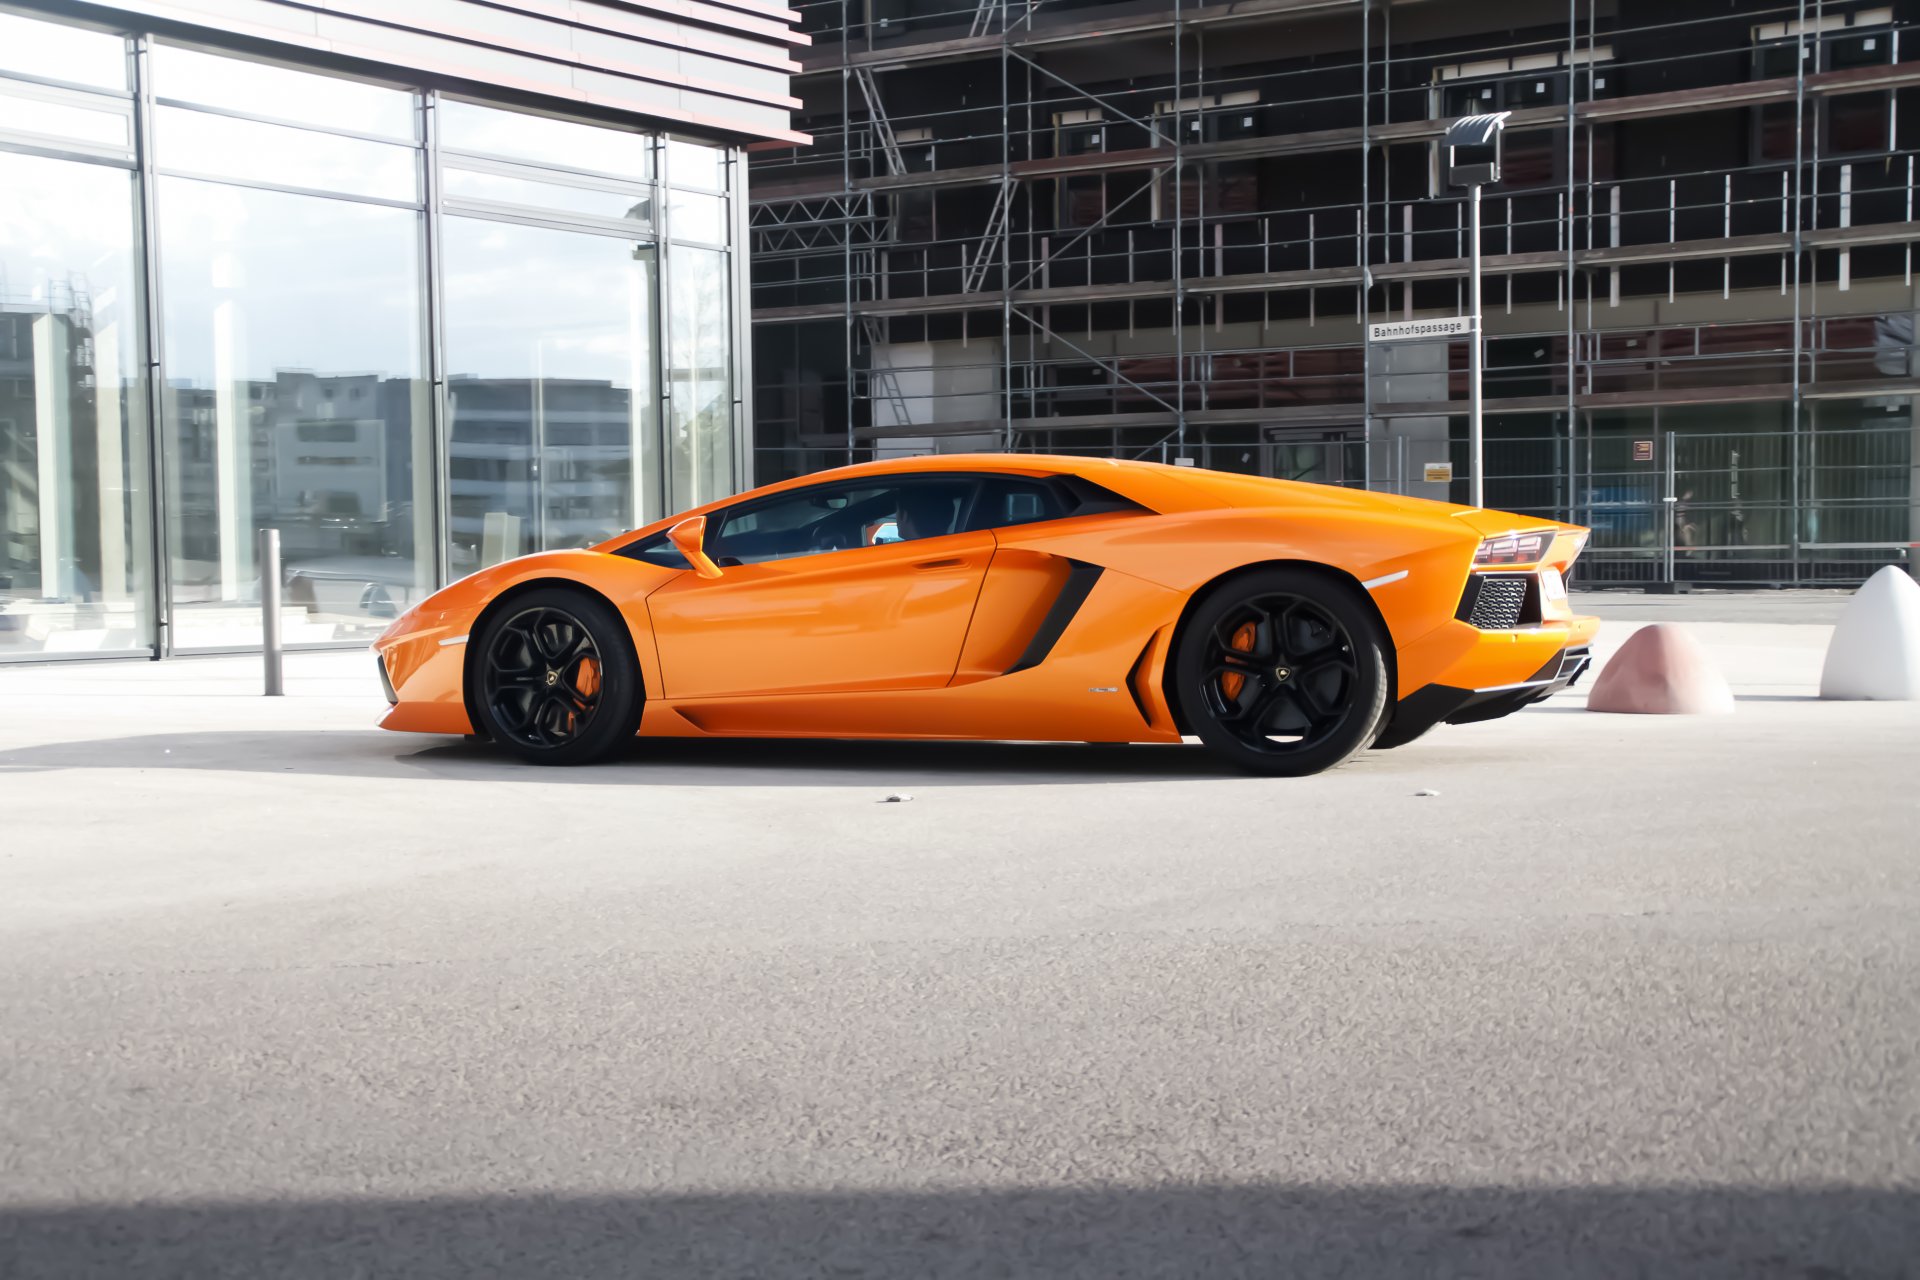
left=1220, top=621, right=1258, bottom=700
left=566, top=658, right=602, bottom=732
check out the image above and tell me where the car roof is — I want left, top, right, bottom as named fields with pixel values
left=597, top=452, right=1454, bottom=553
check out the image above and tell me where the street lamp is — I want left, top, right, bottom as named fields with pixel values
left=1444, top=111, right=1509, bottom=509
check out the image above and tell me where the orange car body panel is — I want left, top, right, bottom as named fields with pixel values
left=373, top=454, right=1598, bottom=745
left=648, top=528, right=997, bottom=698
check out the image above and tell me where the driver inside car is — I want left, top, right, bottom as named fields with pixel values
left=893, top=488, right=961, bottom=542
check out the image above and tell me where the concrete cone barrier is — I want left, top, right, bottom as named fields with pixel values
left=1819, top=565, right=1920, bottom=701
left=1586, top=623, right=1735, bottom=715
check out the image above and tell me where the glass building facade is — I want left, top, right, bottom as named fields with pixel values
left=0, top=7, right=751, bottom=659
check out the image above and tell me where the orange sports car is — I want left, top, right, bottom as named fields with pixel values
left=373, top=454, right=1597, bottom=775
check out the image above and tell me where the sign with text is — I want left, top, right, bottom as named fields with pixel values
left=1423, top=461, right=1455, bottom=484
left=1369, top=315, right=1472, bottom=343
left=1633, top=439, right=1654, bottom=462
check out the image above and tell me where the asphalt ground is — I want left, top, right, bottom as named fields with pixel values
left=1, top=592, right=1916, bottom=1278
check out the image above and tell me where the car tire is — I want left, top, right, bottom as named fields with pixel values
left=1173, top=567, right=1390, bottom=777
left=469, top=587, right=642, bottom=766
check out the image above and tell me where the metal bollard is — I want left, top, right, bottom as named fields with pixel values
left=259, top=527, right=283, bottom=697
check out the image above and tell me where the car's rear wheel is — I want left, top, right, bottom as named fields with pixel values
left=1173, top=567, right=1389, bottom=777
left=471, top=587, right=641, bottom=765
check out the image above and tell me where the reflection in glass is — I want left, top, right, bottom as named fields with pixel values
left=666, top=138, right=725, bottom=191
left=667, top=189, right=726, bottom=244
left=442, top=164, right=652, bottom=225
left=154, top=105, right=418, bottom=202
left=0, top=13, right=127, bottom=89
left=0, top=151, right=150, bottom=655
left=442, top=217, right=659, bottom=571
left=439, top=99, right=651, bottom=179
left=157, top=177, right=431, bottom=648
left=668, top=244, right=733, bottom=510
left=0, top=84, right=132, bottom=148
left=150, top=44, right=415, bottom=140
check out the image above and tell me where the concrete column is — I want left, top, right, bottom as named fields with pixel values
left=211, top=251, right=252, bottom=601
left=408, top=378, right=435, bottom=597
left=92, top=297, right=130, bottom=604
left=628, top=254, right=659, bottom=528
left=31, top=313, right=75, bottom=600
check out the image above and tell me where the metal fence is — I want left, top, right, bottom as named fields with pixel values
left=753, top=423, right=1913, bottom=586
left=1466, top=427, right=1913, bottom=586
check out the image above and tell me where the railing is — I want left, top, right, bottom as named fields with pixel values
left=750, top=423, right=1913, bottom=586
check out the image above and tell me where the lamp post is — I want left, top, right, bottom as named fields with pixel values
left=1444, top=111, right=1509, bottom=509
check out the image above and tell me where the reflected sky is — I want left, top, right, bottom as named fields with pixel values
left=150, top=43, right=414, bottom=139
left=154, top=105, right=417, bottom=202
left=0, top=151, right=140, bottom=311
left=0, top=12, right=126, bottom=89
left=441, top=165, right=652, bottom=224
left=156, top=177, right=423, bottom=383
left=0, top=84, right=130, bottom=148
left=439, top=98, right=650, bottom=178
left=442, top=216, right=654, bottom=384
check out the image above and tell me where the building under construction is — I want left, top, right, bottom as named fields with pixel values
left=747, top=0, right=1920, bottom=585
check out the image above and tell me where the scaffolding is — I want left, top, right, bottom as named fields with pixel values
left=749, top=0, right=1920, bottom=585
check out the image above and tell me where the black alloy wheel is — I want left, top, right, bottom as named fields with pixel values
left=1174, top=567, right=1389, bottom=776
left=471, top=587, right=641, bottom=765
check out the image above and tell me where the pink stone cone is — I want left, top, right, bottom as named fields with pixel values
left=1586, top=623, right=1735, bottom=715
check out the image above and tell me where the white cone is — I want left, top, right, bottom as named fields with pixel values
left=1819, top=566, right=1920, bottom=701
left=1586, top=623, right=1735, bottom=715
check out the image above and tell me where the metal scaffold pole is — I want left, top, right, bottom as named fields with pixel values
left=1172, top=0, right=1186, bottom=458
left=1001, top=0, right=1014, bottom=450
left=1469, top=180, right=1485, bottom=510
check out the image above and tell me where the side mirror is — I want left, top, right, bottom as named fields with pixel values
left=667, top=515, right=725, bottom=579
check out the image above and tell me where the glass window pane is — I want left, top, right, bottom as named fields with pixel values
left=667, top=189, right=727, bottom=245
left=668, top=244, right=733, bottom=510
left=666, top=138, right=725, bottom=191
left=0, top=83, right=130, bottom=148
left=0, top=151, right=151, bottom=655
left=154, top=105, right=418, bottom=202
left=442, top=217, right=659, bottom=572
left=151, top=44, right=414, bottom=140
left=439, top=100, right=651, bottom=179
left=968, top=477, right=1068, bottom=531
left=442, top=165, right=652, bottom=226
left=156, top=177, right=432, bottom=649
left=0, top=13, right=126, bottom=90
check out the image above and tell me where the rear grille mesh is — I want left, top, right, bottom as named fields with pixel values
left=1457, top=574, right=1536, bottom=629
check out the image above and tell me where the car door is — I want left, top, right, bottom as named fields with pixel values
left=646, top=475, right=995, bottom=699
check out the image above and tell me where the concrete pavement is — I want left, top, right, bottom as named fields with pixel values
left=1, top=594, right=1916, bottom=1277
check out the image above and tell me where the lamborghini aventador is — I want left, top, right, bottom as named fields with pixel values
left=373, top=455, right=1597, bottom=775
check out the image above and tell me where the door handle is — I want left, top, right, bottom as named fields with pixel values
left=914, top=557, right=966, bottom=570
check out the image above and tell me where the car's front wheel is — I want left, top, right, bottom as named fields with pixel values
left=470, top=587, right=641, bottom=765
left=1173, top=567, right=1389, bottom=777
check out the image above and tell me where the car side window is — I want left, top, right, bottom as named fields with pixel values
left=966, top=477, right=1070, bottom=532
left=707, top=477, right=978, bottom=565
left=615, top=531, right=691, bottom=570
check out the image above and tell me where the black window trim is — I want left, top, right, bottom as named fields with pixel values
left=613, top=469, right=1149, bottom=568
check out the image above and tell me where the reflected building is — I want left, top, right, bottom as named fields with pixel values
left=0, top=0, right=796, bottom=658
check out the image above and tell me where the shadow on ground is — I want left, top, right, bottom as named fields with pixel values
left=2, top=1182, right=1914, bottom=1279
left=0, top=730, right=1283, bottom=787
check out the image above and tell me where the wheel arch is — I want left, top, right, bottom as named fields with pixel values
left=1157, top=559, right=1398, bottom=736
left=461, top=576, right=648, bottom=741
